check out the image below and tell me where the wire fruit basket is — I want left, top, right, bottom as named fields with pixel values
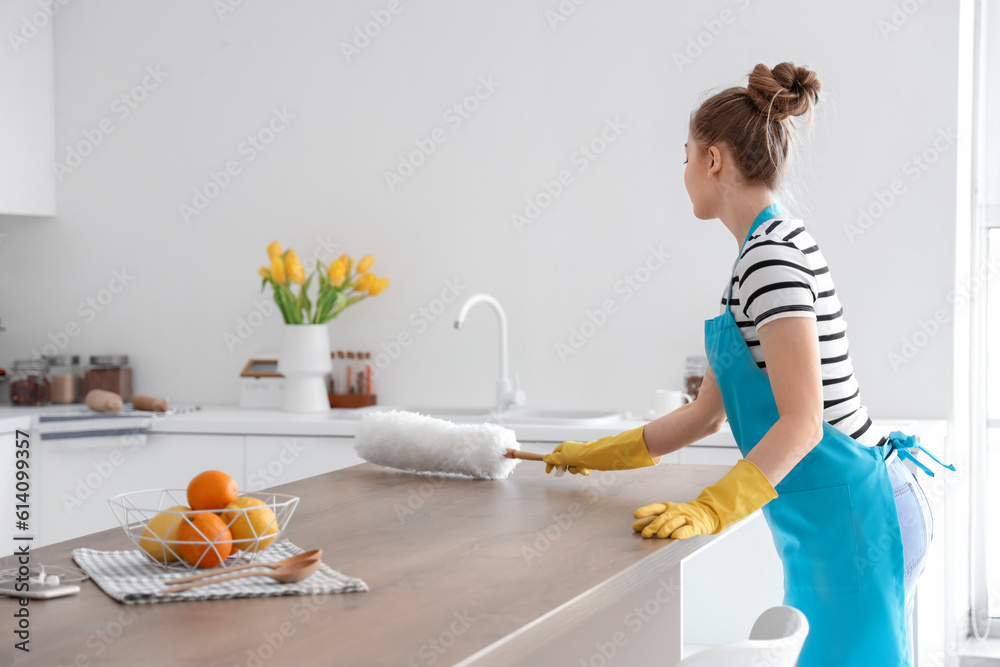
left=108, top=489, right=299, bottom=571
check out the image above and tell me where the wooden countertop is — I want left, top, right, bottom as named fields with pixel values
left=2, top=461, right=737, bottom=667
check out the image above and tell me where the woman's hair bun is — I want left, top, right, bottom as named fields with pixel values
left=746, top=62, right=821, bottom=122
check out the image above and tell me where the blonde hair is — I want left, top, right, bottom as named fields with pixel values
left=690, top=62, right=821, bottom=191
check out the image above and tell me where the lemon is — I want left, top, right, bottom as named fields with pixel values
left=138, top=505, right=190, bottom=563
left=222, top=497, right=278, bottom=552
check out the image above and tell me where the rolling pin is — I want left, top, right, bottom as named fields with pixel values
left=132, top=395, right=170, bottom=412
left=86, top=389, right=123, bottom=413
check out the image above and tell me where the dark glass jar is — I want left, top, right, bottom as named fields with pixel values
left=84, top=355, right=133, bottom=402
left=683, top=355, right=708, bottom=401
left=10, top=358, right=51, bottom=406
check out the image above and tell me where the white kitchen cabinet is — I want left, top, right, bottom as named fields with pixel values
left=35, top=433, right=244, bottom=548
left=678, top=444, right=742, bottom=466
left=683, top=512, right=785, bottom=648
left=0, top=0, right=56, bottom=215
left=243, top=435, right=363, bottom=492
left=677, top=443, right=787, bottom=651
left=0, top=432, right=10, bottom=554
left=0, top=417, right=31, bottom=557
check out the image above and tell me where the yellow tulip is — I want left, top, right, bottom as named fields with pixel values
left=267, top=240, right=282, bottom=259
left=355, top=273, right=375, bottom=291
left=258, top=266, right=271, bottom=279
left=270, top=255, right=287, bottom=283
left=285, top=249, right=305, bottom=285
left=335, top=253, right=353, bottom=274
left=356, top=255, right=374, bottom=273
left=368, top=277, right=389, bottom=296
left=327, top=259, right=346, bottom=285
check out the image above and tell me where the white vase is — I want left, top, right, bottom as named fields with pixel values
left=276, top=324, right=332, bottom=412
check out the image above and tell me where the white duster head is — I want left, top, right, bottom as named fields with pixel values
left=353, top=410, right=520, bottom=479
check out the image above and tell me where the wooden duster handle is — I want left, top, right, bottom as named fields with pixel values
left=504, top=448, right=545, bottom=461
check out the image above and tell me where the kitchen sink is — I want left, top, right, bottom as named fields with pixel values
left=341, top=406, right=490, bottom=423
left=495, top=409, right=621, bottom=426
left=343, top=406, right=621, bottom=426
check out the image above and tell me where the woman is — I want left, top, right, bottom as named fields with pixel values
left=542, top=62, right=953, bottom=666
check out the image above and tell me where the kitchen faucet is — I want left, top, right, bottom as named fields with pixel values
left=454, top=293, right=526, bottom=413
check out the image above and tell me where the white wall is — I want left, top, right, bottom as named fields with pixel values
left=0, top=0, right=960, bottom=422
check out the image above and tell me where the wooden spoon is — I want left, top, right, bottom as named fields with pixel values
left=159, top=558, right=321, bottom=594
left=164, top=549, right=323, bottom=586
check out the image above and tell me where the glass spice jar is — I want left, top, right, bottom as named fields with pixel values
left=46, top=354, right=84, bottom=404
left=10, top=358, right=51, bottom=406
left=683, top=355, right=709, bottom=401
left=85, top=354, right=133, bottom=402
left=0, top=368, right=12, bottom=406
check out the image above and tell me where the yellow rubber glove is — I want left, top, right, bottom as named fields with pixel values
left=632, top=459, right=777, bottom=539
left=542, top=426, right=661, bottom=476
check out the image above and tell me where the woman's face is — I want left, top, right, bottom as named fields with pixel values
left=683, top=132, right=717, bottom=220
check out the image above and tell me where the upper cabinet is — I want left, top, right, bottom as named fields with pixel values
left=0, top=0, right=56, bottom=216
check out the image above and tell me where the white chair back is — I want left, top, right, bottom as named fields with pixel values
left=677, top=605, right=808, bottom=667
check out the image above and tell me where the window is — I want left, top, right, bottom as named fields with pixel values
left=977, top=0, right=999, bottom=633
left=988, top=230, right=999, bottom=620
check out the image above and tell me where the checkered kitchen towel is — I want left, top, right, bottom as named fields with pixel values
left=38, top=404, right=203, bottom=445
left=72, top=539, right=368, bottom=604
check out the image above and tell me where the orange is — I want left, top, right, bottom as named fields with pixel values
left=138, top=505, right=190, bottom=563
left=222, top=498, right=278, bottom=552
left=187, top=470, right=239, bottom=511
left=177, top=512, right=232, bottom=568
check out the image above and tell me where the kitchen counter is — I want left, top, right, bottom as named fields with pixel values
left=0, top=403, right=654, bottom=442
left=1, top=461, right=744, bottom=667
left=0, top=403, right=947, bottom=445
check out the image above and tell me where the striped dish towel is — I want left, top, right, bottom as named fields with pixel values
left=72, top=539, right=368, bottom=604
left=38, top=404, right=201, bottom=443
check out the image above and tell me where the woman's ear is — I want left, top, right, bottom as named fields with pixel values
left=707, top=145, right=723, bottom=176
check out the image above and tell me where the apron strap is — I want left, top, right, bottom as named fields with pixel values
left=884, top=430, right=956, bottom=477
left=726, top=203, right=785, bottom=309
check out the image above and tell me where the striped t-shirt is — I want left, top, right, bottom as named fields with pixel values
left=719, top=214, right=886, bottom=448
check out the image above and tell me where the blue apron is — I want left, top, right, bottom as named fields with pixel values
left=704, top=204, right=955, bottom=666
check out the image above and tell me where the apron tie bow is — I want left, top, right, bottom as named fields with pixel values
left=885, top=430, right=956, bottom=477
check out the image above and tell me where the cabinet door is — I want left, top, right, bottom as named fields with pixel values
left=35, top=433, right=244, bottom=548
left=1, top=422, right=31, bottom=556
left=683, top=513, right=785, bottom=647
left=244, top=436, right=363, bottom=492
left=0, top=0, right=56, bottom=215
left=677, top=446, right=741, bottom=466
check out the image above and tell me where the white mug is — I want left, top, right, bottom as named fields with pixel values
left=653, top=389, right=692, bottom=416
